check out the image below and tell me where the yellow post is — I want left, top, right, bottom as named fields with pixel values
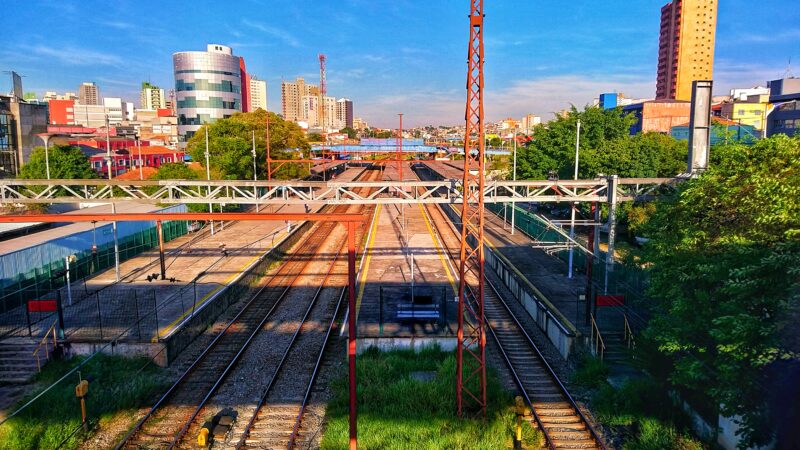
left=515, top=395, right=525, bottom=449
left=75, top=380, right=89, bottom=432
left=198, top=427, right=209, bottom=447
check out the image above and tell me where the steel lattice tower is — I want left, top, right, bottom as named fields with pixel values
left=456, top=0, right=487, bottom=417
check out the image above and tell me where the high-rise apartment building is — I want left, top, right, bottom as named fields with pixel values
left=78, top=82, right=100, bottom=105
left=655, top=0, right=718, bottom=101
left=336, top=98, right=354, bottom=129
left=141, top=82, right=166, bottom=110
left=173, top=44, right=243, bottom=140
left=281, top=77, right=318, bottom=122
left=239, top=57, right=250, bottom=113
left=250, top=77, right=267, bottom=110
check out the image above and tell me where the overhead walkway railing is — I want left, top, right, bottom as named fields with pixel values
left=0, top=177, right=679, bottom=205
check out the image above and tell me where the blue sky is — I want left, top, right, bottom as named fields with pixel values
left=2, top=0, right=798, bottom=127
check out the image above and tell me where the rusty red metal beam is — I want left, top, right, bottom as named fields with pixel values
left=456, top=0, right=487, bottom=417
left=0, top=213, right=367, bottom=223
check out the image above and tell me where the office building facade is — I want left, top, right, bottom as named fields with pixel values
left=281, top=77, right=318, bottom=122
left=336, top=98, right=354, bottom=129
left=78, top=82, right=100, bottom=105
left=141, top=82, right=166, bottom=110
left=767, top=78, right=800, bottom=137
left=656, top=0, right=718, bottom=101
left=250, top=77, right=267, bottom=111
left=173, top=44, right=243, bottom=140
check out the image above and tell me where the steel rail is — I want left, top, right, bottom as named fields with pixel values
left=114, top=223, right=332, bottom=449
left=233, top=245, right=346, bottom=449
left=419, top=174, right=606, bottom=448
left=285, top=282, right=347, bottom=450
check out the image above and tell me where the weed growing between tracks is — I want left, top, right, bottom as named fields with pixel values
left=571, top=355, right=704, bottom=450
left=320, top=346, right=541, bottom=449
left=0, top=353, right=168, bottom=450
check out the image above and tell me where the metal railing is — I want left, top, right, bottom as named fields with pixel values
left=623, top=313, right=636, bottom=351
left=590, top=314, right=606, bottom=361
left=33, top=319, right=58, bottom=372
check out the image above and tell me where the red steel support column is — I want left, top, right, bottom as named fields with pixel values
left=266, top=109, right=272, bottom=181
left=157, top=220, right=166, bottom=280
left=584, top=202, right=596, bottom=326
left=347, top=222, right=357, bottom=449
left=397, top=113, right=404, bottom=183
left=457, top=0, right=487, bottom=417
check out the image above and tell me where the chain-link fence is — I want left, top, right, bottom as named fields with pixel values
left=487, top=203, right=651, bottom=327
left=0, top=220, right=190, bottom=338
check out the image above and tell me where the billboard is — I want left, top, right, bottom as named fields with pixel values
left=11, top=72, right=23, bottom=100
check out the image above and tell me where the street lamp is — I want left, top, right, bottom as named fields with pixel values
left=135, top=134, right=143, bottom=180
left=205, top=126, right=215, bottom=235
left=252, top=130, right=259, bottom=212
left=568, top=120, right=581, bottom=279
left=40, top=135, right=51, bottom=179
left=511, top=127, right=518, bottom=235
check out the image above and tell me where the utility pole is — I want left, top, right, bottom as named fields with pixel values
left=136, top=135, right=143, bottom=180
left=568, top=119, right=580, bottom=278
left=511, top=127, right=517, bottom=235
left=105, top=115, right=113, bottom=181
left=205, top=126, right=215, bottom=235
left=106, top=114, right=120, bottom=281
left=397, top=113, right=404, bottom=183
left=252, top=130, right=259, bottom=212
left=42, top=135, right=51, bottom=179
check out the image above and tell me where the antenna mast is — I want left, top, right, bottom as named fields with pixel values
left=319, top=54, right=327, bottom=132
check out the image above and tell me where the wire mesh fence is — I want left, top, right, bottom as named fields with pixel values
left=0, top=221, right=190, bottom=339
left=487, top=203, right=651, bottom=327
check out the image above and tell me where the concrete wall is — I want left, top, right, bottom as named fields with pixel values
left=435, top=195, right=576, bottom=360
left=160, top=218, right=315, bottom=364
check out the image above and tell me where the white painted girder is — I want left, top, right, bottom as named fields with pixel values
left=0, top=178, right=679, bottom=205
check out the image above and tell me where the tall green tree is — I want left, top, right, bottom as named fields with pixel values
left=20, top=145, right=98, bottom=179
left=516, top=106, right=687, bottom=180
left=186, top=110, right=310, bottom=180
left=151, top=163, right=207, bottom=212
left=639, top=135, right=800, bottom=447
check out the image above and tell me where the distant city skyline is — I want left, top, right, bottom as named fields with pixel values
left=1, top=0, right=798, bottom=127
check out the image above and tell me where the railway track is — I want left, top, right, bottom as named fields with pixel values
left=414, top=166, right=606, bottom=449
left=116, top=167, right=377, bottom=449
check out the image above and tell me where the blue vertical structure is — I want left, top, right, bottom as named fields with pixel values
left=599, top=93, right=618, bottom=110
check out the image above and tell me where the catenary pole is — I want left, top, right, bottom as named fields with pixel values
left=568, top=119, right=581, bottom=278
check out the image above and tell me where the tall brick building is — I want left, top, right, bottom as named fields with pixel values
left=656, top=0, right=718, bottom=101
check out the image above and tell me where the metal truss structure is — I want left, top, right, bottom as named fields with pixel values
left=456, top=0, right=487, bottom=417
left=0, top=177, right=678, bottom=205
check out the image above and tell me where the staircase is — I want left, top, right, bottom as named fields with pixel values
left=0, top=337, right=44, bottom=384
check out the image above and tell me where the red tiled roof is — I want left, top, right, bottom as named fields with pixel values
left=114, top=167, right=158, bottom=180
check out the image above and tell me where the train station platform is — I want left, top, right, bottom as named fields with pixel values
left=3, top=168, right=370, bottom=367
left=417, top=162, right=630, bottom=360
left=354, top=193, right=458, bottom=351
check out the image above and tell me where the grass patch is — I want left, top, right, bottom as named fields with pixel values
left=320, top=346, right=541, bottom=449
left=0, top=353, right=169, bottom=450
left=572, top=356, right=705, bottom=449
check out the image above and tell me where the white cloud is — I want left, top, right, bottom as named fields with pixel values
left=23, top=44, right=125, bottom=67
left=486, top=75, right=654, bottom=121
left=241, top=19, right=301, bottom=48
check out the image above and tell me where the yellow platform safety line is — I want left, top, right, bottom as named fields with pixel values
left=153, top=228, right=290, bottom=342
left=354, top=203, right=382, bottom=320
left=418, top=203, right=458, bottom=295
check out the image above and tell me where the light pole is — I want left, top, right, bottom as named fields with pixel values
left=41, top=135, right=51, bottom=179
left=567, top=120, right=581, bottom=279
left=105, top=114, right=120, bottom=281
left=511, top=127, right=518, bottom=235
left=252, top=130, right=259, bottom=212
left=136, top=134, right=143, bottom=180
left=105, top=114, right=113, bottom=180
left=205, top=126, right=215, bottom=235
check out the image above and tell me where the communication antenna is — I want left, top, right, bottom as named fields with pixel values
left=318, top=54, right=327, bottom=132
